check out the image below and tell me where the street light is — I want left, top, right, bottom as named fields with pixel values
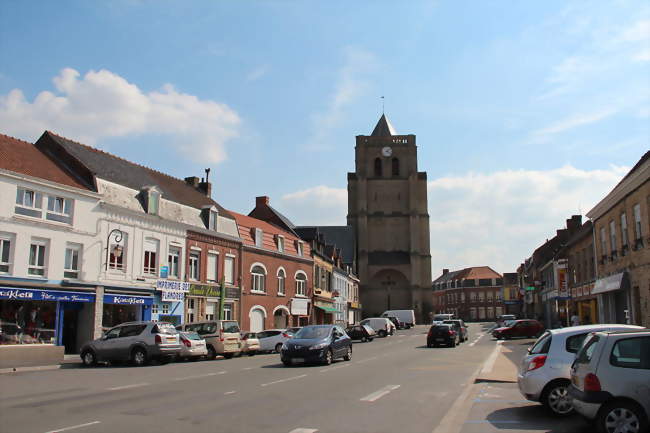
left=105, top=228, right=123, bottom=271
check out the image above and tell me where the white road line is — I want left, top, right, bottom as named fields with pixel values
left=242, top=367, right=254, bottom=370
left=360, top=385, right=400, bottom=402
left=355, top=355, right=379, bottom=364
left=320, top=364, right=351, bottom=373
left=224, top=391, right=237, bottom=395
left=44, top=421, right=101, bottom=433
left=468, top=332, right=485, bottom=347
left=289, top=429, right=318, bottom=433
left=106, top=382, right=149, bottom=391
left=261, top=374, right=307, bottom=387
left=480, top=341, right=503, bottom=374
left=172, top=372, right=219, bottom=381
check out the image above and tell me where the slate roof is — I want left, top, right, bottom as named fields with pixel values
left=37, top=131, right=234, bottom=219
left=0, top=133, right=90, bottom=190
left=371, top=114, right=397, bottom=136
left=432, top=269, right=462, bottom=286
left=295, top=225, right=356, bottom=265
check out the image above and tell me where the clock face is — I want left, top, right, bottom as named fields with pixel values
left=382, top=146, right=392, bottom=157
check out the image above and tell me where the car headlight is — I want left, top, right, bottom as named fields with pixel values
left=309, top=342, right=328, bottom=350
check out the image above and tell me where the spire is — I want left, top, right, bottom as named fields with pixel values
left=371, top=114, right=397, bottom=136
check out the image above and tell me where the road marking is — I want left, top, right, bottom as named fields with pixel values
left=360, top=385, right=400, bottom=402
left=106, top=383, right=149, bottom=391
left=261, top=374, right=307, bottom=387
left=480, top=341, right=503, bottom=374
left=242, top=367, right=254, bottom=370
left=468, top=333, right=485, bottom=347
left=172, top=372, right=220, bottom=381
left=320, top=364, right=351, bottom=373
left=224, top=391, right=237, bottom=395
left=473, top=398, right=530, bottom=403
left=355, top=355, right=379, bottom=364
left=289, top=429, right=318, bottom=433
left=44, top=421, right=101, bottom=433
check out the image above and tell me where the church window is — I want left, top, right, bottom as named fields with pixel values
left=374, top=158, right=382, bottom=177
left=392, top=158, right=399, bottom=176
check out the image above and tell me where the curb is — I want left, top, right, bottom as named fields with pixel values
left=0, top=364, right=62, bottom=374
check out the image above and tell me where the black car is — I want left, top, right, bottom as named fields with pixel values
left=442, top=320, right=468, bottom=342
left=346, top=324, right=376, bottom=342
left=426, top=324, right=459, bottom=348
left=280, top=325, right=352, bottom=366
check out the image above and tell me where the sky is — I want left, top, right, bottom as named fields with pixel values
left=1, top=1, right=648, bottom=277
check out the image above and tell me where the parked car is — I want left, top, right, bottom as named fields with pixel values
left=569, top=329, right=650, bottom=433
left=360, top=318, right=394, bottom=337
left=427, top=324, right=459, bottom=348
left=286, top=327, right=302, bottom=335
left=240, top=332, right=261, bottom=356
left=80, top=321, right=180, bottom=367
left=443, top=319, right=468, bottom=342
left=381, top=310, right=416, bottom=328
left=178, top=331, right=208, bottom=361
left=177, top=320, right=241, bottom=359
left=257, top=329, right=294, bottom=353
left=346, top=324, right=376, bottom=342
left=496, top=314, right=517, bottom=327
left=386, top=315, right=405, bottom=330
left=492, top=319, right=544, bottom=339
left=280, top=325, right=352, bottom=366
left=517, top=324, right=644, bottom=416
left=432, top=313, right=454, bottom=325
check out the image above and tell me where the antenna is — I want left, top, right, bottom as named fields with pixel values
left=381, top=96, right=385, bottom=114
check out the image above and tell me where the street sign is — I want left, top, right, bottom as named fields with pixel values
left=160, top=265, right=169, bottom=278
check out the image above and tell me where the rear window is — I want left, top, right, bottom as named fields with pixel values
left=153, top=323, right=178, bottom=335
left=221, top=321, right=240, bottom=333
left=182, top=331, right=201, bottom=340
left=530, top=332, right=552, bottom=354
left=566, top=333, right=589, bottom=354
left=575, top=334, right=600, bottom=365
left=610, top=337, right=649, bottom=369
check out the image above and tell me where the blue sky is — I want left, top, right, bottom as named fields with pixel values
left=1, top=1, right=648, bottom=275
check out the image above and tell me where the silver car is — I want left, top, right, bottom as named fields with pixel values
left=570, top=329, right=650, bottom=433
left=80, top=321, right=181, bottom=367
left=257, top=329, right=294, bottom=353
left=178, top=331, right=208, bottom=361
left=517, top=324, right=643, bottom=416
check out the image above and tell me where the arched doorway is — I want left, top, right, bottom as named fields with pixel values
left=369, top=269, right=411, bottom=314
left=273, top=307, right=289, bottom=329
left=249, top=307, right=265, bottom=332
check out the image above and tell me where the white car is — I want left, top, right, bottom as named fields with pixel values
left=178, top=331, right=208, bottom=361
left=517, top=324, right=643, bottom=416
left=360, top=318, right=394, bottom=337
left=257, top=329, right=294, bottom=353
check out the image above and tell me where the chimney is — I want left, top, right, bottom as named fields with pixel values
left=197, top=180, right=212, bottom=197
left=443, top=268, right=449, bottom=275
left=256, top=196, right=270, bottom=207
left=184, top=176, right=200, bottom=188
left=566, top=215, right=582, bottom=233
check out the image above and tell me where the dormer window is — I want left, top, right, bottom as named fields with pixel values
left=201, top=205, right=218, bottom=230
left=296, top=240, right=304, bottom=257
left=276, top=235, right=285, bottom=253
left=255, top=228, right=263, bottom=247
left=142, top=186, right=161, bottom=216
left=209, top=210, right=218, bottom=231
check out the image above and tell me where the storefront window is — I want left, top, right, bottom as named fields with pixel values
left=103, top=303, right=140, bottom=329
left=0, top=299, right=56, bottom=344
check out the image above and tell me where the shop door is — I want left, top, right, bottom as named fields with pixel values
left=273, top=310, right=287, bottom=329
left=62, top=303, right=81, bottom=354
left=250, top=309, right=264, bottom=333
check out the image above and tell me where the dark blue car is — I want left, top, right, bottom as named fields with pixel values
left=280, top=325, right=352, bottom=366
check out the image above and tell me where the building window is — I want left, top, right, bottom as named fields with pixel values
left=186, top=298, right=195, bottom=323
left=296, top=241, right=304, bottom=257
left=108, top=232, right=126, bottom=271
left=15, top=188, right=43, bottom=218
left=392, top=157, right=399, bottom=176
left=277, top=236, right=284, bottom=253
left=152, top=304, right=159, bottom=314
left=147, top=189, right=160, bottom=216
left=222, top=303, right=233, bottom=320
left=255, top=229, right=263, bottom=248
left=143, top=238, right=159, bottom=276
left=64, top=243, right=81, bottom=279
left=205, top=301, right=216, bottom=320
left=0, top=236, right=12, bottom=273
left=251, top=265, right=266, bottom=292
left=296, top=272, right=307, bottom=296
left=621, top=213, right=629, bottom=251
left=207, top=252, right=218, bottom=282
left=374, top=157, right=382, bottom=177
left=209, top=210, right=218, bottom=231
left=162, top=303, right=170, bottom=314
left=46, top=195, right=73, bottom=223
left=224, top=256, right=234, bottom=284
left=609, top=220, right=617, bottom=257
left=633, top=204, right=642, bottom=241
left=600, top=227, right=607, bottom=258
left=277, top=269, right=286, bottom=295
left=189, top=251, right=200, bottom=281
left=28, top=240, right=47, bottom=276
left=168, top=246, right=181, bottom=278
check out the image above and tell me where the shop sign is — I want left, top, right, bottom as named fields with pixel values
left=557, top=268, right=570, bottom=299
left=0, top=287, right=94, bottom=303
left=104, top=294, right=153, bottom=306
left=161, top=290, right=185, bottom=302
left=291, top=297, right=310, bottom=315
left=156, top=280, right=189, bottom=292
left=349, top=301, right=361, bottom=309
left=188, top=284, right=221, bottom=297
left=160, top=266, right=169, bottom=278
left=225, top=287, right=240, bottom=299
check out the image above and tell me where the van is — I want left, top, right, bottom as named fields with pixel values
left=432, top=313, right=454, bottom=324
left=360, top=318, right=395, bottom=337
left=177, top=320, right=242, bottom=359
left=381, top=310, right=416, bottom=328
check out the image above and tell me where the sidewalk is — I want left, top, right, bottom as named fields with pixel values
left=0, top=354, right=80, bottom=374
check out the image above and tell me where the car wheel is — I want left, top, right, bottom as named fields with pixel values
left=450, top=339, right=456, bottom=348
left=368, top=338, right=374, bottom=342
left=596, top=400, right=647, bottom=433
left=248, top=351, right=256, bottom=356
left=324, top=349, right=333, bottom=365
left=343, top=346, right=352, bottom=361
left=81, top=349, right=97, bottom=367
left=223, top=353, right=234, bottom=359
left=361, top=336, right=367, bottom=342
left=275, top=343, right=283, bottom=353
left=378, top=330, right=387, bottom=338
left=131, top=347, right=148, bottom=367
left=542, top=381, right=573, bottom=416
left=207, top=345, right=217, bottom=360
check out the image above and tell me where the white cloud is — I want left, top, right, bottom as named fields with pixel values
left=278, top=165, right=629, bottom=278
left=531, top=108, right=617, bottom=139
left=246, top=65, right=269, bottom=81
left=0, top=68, right=241, bottom=163
left=306, top=46, right=378, bottom=150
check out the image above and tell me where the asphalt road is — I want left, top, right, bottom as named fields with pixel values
left=0, top=323, right=592, bottom=433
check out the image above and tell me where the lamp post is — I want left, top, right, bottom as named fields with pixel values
left=105, top=228, right=123, bottom=271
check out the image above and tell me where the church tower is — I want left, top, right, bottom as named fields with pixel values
left=347, top=114, right=432, bottom=323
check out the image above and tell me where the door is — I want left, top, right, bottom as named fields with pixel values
left=62, top=306, right=80, bottom=354
left=97, top=326, right=123, bottom=361
left=250, top=309, right=265, bottom=333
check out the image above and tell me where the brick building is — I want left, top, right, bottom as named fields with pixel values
left=232, top=197, right=313, bottom=332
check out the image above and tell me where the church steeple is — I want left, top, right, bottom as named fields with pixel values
left=370, top=114, right=397, bottom=136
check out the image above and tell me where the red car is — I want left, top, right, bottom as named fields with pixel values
left=492, top=319, right=544, bottom=339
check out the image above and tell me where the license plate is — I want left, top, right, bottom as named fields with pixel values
left=436, top=338, right=445, bottom=342
left=166, top=337, right=176, bottom=343
left=292, top=358, right=304, bottom=363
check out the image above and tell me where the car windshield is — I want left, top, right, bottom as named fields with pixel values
left=295, top=327, right=331, bottom=339
left=504, top=320, right=517, bottom=327
left=154, top=323, right=178, bottom=335
left=221, top=321, right=240, bottom=333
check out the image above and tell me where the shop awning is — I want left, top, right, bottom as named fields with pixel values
left=315, top=305, right=339, bottom=313
left=592, top=272, right=629, bottom=295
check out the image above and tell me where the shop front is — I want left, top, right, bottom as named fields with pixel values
left=290, top=297, right=310, bottom=326
left=102, top=293, right=153, bottom=330
left=184, top=283, right=240, bottom=324
left=313, top=299, right=337, bottom=324
left=571, top=282, right=597, bottom=325
left=348, top=301, right=362, bottom=325
left=154, top=280, right=188, bottom=326
left=594, top=272, right=631, bottom=324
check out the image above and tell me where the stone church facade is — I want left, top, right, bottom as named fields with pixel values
left=347, top=115, right=432, bottom=323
